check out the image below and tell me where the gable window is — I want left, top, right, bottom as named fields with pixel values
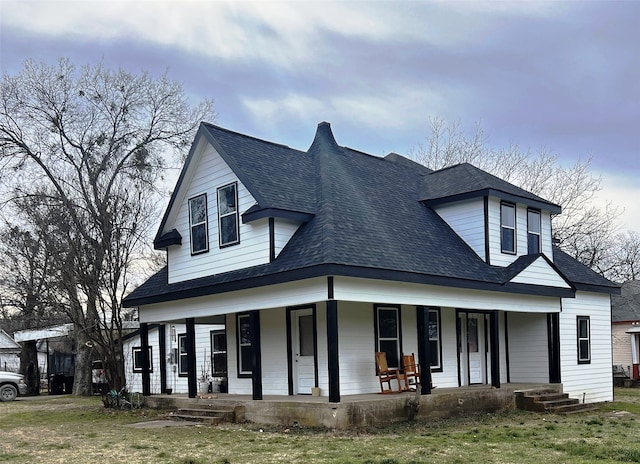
left=178, top=334, right=188, bottom=376
left=237, top=314, right=252, bottom=376
left=189, top=193, right=209, bottom=254
left=217, top=182, right=239, bottom=247
left=428, top=308, right=442, bottom=371
left=211, top=330, right=227, bottom=377
left=577, top=316, right=591, bottom=364
left=501, top=202, right=516, bottom=254
left=375, top=305, right=401, bottom=369
left=528, top=209, right=541, bottom=254
left=132, top=346, right=153, bottom=373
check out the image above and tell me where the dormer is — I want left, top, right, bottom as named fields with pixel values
left=421, top=163, right=561, bottom=267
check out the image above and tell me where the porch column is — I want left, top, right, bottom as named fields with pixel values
left=159, top=325, right=167, bottom=394
left=547, top=313, right=561, bottom=383
left=140, top=323, right=151, bottom=396
left=250, top=310, right=263, bottom=400
left=416, top=306, right=432, bottom=395
left=186, top=317, right=197, bottom=398
left=327, top=299, right=340, bottom=403
left=489, top=311, right=500, bottom=388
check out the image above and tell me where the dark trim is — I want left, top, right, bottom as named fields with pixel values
left=269, top=217, right=275, bottom=262
left=132, top=346, right=153, bottom=373
left=236, top=313, right=252, bottom=378
left=547, top=313, right=561, bottom=383
left=573, top=282, right=621, bottom=295
left=328, top=276, right=334, bottom=300
left=188, top=192, right=210, bottom=255
left=286, top=308, right=293, bottom=395
left=455, top=309, right=462, bottom=387
left=373, top=304, right=403, bottom=369
left=423, top=188, right=562, bottom=214
left=177, top=333, right=188, bottom=377
left=217, top=181, right=240, bottom=249
left=242, top=206, right=314, bottom=224
left=577, top=315, right=591, bottom=365
left=489, top=311, right=500, bottom=388
left=286, top=304, right=318, bottom=395
left=500, top=201, right=517, bottom=255
left=249, top=310, right=263, bottom=400
left=159, top=325, right=167, bottom=394
left=527, top=208, right=542, bottom=255
left=504, top=313, right=511, bottom=384
left=327, top=300, right=340, bottom=403
left=186, top=318, right=197, bottom=399
left=123, top=263, right=581, bottom=308
left=484, top=196, right=490, bottom=264
left=416, top=306, right=432, bottom=395
left=154, top=229, right=182, bottom=250
left=140, top=322, right=151, bottom=396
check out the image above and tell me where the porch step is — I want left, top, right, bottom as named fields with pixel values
left=170, top=405, right=241, bottom=425
left=515, top=389, right=596, bottom=415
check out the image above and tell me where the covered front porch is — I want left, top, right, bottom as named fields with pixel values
left=144, top=383, right=563, bottom=429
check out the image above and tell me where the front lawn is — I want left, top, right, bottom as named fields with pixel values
left=1, top=389, right=639, bottom=463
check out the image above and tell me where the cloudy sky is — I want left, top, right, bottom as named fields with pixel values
left=1, top=0, right=638, bottom=231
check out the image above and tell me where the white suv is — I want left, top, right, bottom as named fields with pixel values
left=0, top=371, right=27, bottom=401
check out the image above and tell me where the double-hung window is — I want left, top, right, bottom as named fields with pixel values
left=375, top=305, right=401, bottom=369
left=132, top=346, right=153, bottom=373
left=237, top=314, right=252, bottom=376
left=428, top=308, right=442, bottom=371
left=189, top=193, right=208, bottom=254
left=577, top=316, right=591, bottom=364
left=178, top=334, right=188, bottom=376
left=501, top=202, right=516, bottom=254
left=217, top=182, right=239, bottom=247
left=527, top=209, right=541, bottom=254
left=211, top=330, right=227, bottom=377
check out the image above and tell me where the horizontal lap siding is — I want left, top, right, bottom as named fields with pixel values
left=438, top=308, right=462, bottom=388
left=507, top=313, right=549, bottom=383
left=435, top=200, right=485, bottom=260
left=260, top=308, right=289, bottom=395
left=274, top=218, right=301, bottom=257
left=560, top=292, right=613, bottom=403
left=168, top=144, right=269, bottom=284
left=612, top=323, right=633, bottom=368
left=510, top=258, right=571, bottom=288
left=338, top=302, right=378, bottom=395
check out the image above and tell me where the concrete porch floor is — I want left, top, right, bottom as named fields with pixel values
left=144, top=383, right=561, bottom=429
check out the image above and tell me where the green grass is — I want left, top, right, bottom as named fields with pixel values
left=0, top=390, right=639, bottom=463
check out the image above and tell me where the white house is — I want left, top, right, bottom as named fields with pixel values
left=0, top=329, right=21, bottom=372
left=612, top=280, right=640, bottom=380
left=123, top=121, right=619, bottom=405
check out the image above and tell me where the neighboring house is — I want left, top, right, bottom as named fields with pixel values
left=123, top=323, right=225, bottom=393
left=0, top=329, right=21, bottom=372
left=612, top=280, right=640, bottom=379
left=123, top=121, right=619, bottom=405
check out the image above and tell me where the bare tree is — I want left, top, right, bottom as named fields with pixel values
left=411, top=117, right=622, bottom=273
left=0, top=58, right=215, bottom=394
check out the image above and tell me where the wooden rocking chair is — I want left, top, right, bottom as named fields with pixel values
left=375, top=352, right=401, bottom=393
left=401, top=353, right=435, bottom=391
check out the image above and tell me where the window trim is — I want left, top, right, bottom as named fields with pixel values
left=236, top=313, right=252, bottom=378
left=217, top=181, right=240, bottom=248
left=500, top=202, right=516, bottom=254
left=210, top=329, right=227, bottom=378
left=577, top=316, right=591, bottom=364
left=178, top=333, right=188, bottom=377
left=132, top=346, right=153, bottom=373
left=188, top=193, right=209, bottom=255
left=374, top=304, right=402, bottom=369
left=527, top=208, right=541, bottom=255
left=428, top=307, right=443, bottom=372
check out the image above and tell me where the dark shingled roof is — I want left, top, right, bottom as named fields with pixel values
left=612, top=281, right=640, bottom=322
left=124, top=122, right=618, bottom=307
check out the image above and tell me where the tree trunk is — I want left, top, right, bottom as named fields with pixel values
left=19, top=340, right=40, bottom=396
left=72, top=329, right=92, bottom=396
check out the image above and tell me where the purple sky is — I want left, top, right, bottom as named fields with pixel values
left=1, top=1, right=638, bottom=231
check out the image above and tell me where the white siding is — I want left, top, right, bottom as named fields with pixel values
left=510, top=257, right=571, bottom=288
left=260, top=308, right=289, bottom=395
left=333, top=276, right=561, bottom=314
left=274, top=218, right=301, bottom=257
left=434, top=199, right=486, bottom=260
left=560, top=292, right=613, bottom=403
left=507, top=313, right=549, bottom=382
left=167, top=143, right=270, bottom=284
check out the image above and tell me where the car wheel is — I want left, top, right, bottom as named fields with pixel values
left=0, top=384, right=18, bottom=401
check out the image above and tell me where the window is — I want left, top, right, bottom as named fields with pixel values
left=375, top=306, right=400, bottom=369
left=210, top=330, right=227, bottom=377
left=428, top=308, right=442, bottom=371
left=237, top=314, right=252, bottom=376
left=501, top=203, right=516, bottom=254
left=132, top=346, right=153, bottom=373
left=577, top=316, right=591, bottom=364
left=217, top=182, right=239, bottom=247
left=528, top=209, right=541, bottom=254
left=189, top=193, right=208, bottom=254
left=178, top=334, right=188, bottom=376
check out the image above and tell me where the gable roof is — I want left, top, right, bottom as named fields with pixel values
left=0, top=329, right=20, bottom=351
left=124, top=122, right=618, bottom=307
left=421, top=163, right=562, bottom=213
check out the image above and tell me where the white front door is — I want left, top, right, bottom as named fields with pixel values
left=292, top=309, right=315, bottom=395
left=459, top=312, right=490, bottom=385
